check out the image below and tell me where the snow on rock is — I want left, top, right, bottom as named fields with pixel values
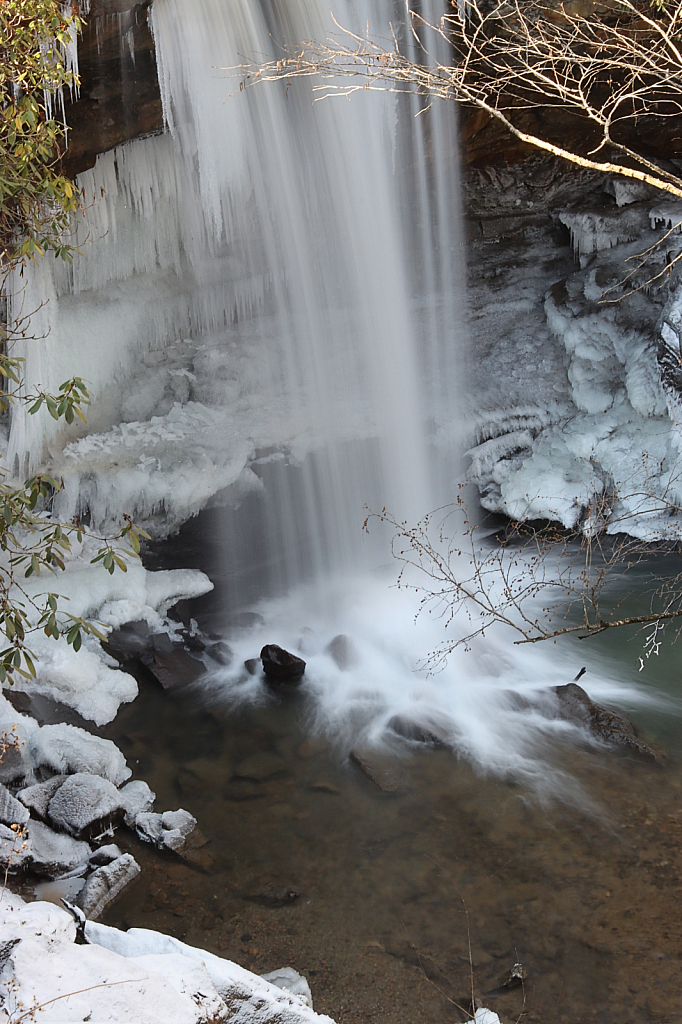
left=17, top=776, right=67, bottom=820
left=0, top=894, right=336, bottom=1023
left=132, top=807, right=203, bottom=857
left=0, top=894, right=230, bottom=1024
left=559, top=206, right=650, bottom=257
left=0, top=823, right=30, bottom=870
left=76, top=852, right=141, bottom=919
left=47, top=772, right=126, bottom=837
left=86, top=918, right=337, bottom=1022
left=26, top=818, right=91, bottom=878
left=120, top=779, right=156, bottom=824
left=5, top=547, right=213, bottom=725
left=261, top=967, right=313, bottom=1008
left=89, top=842, right=123, bottom=865
left=0, top=702, right=39, bottom=784
left=0, top=783, right=29, bottom=827
left=29, top=723, right=131, bottom=786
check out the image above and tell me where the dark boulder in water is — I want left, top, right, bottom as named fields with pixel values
left=260, top=645, right=306, bottom=684
left=553, top=682, right=660, bottom=761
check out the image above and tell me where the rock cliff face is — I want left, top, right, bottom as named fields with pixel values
left=63, top=0, right=162, bottom=178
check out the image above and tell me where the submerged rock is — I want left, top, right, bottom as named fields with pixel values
left=387, top=715, right=447, bottom=746
left=260, top=645, right=306, bottom=684
left=234, top=752, right=287, bottom=781
left=350, top=749, right=409, bottom=793
left=244, top=885, right=300, bottom=908
left=76, top=853, right=141, bottom=920
left=553, top=682, right=659, bottom=760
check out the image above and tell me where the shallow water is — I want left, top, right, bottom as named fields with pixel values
left=100, top=525, right=682, bottom=1023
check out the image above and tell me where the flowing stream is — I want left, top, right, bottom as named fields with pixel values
left=14, top=0, right=682, bottom=1018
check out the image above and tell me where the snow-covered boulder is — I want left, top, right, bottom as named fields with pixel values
left=47, top=773, right=126, bottom=837
left=0, top=822, right=30, bottom=870
left=87, top=919, right=337, bottom=1022
left=27, top=819, right=91, bottom=878
left=120, top=779, right=155, bottom=825
left=17, top=775, right=67, bottom=820
left=261, top=967, right=314, bottom=1008
left=0, top=783, right=29, bottom=827
left=0, top=894, right=229, bottom=1024
left=30, top=723, right=131, bottom=786
left=76, top=853, right=141, bottom=920
left=0, top=895, right=337, bottom=1023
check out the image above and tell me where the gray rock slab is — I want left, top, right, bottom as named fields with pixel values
left=349, top=749, right=409, bottom=793
left=76, top=853, right=141, bottom=920
left=48, top=773, right=126, bottom=838
left=17, top=776, right=67, bottom=820
left=27, top=819, right=91, bottom=878
left=0, top=784, right=29, bottom=827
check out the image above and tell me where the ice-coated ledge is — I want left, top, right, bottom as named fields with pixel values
left=2, top=536, right=213, bottom=725
left=0, top=893, right=337, bottom=1024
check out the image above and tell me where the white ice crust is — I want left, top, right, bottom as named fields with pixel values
left=0, top=894, right=337, bottom=1023
left=0, top=536, right=213, bottom=724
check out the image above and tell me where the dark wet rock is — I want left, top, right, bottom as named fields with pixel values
left=296, top=738, right=329, bottom=759
left=140, top=648, right=205, bottom=692
left=497, top=961, right=527, bottom=989
left=105, top=620, right=153, bottom=662
left=387, top=715, right=447, bottom=746
left=150, top=632, right=175, bottom=653
left=27, top=820, right=91, bottom=879
left=243, top=885, right=300, bottom=908
left=553, top=683, right=660, bottom=760
left=76, top=853, right=141, bottom=920
left=244, top=658, right=262, bottom=676
left=325, top=634, right=359, bottom=670
left=234, top=752, right=287, bottom=781
left=350, top=749, right=409, bottom=793
left=260, top=645, right=306, bottom=684
left=308, top=781, right=341, bottom=794
left=18, top=776, right=67, bottom=820
left=207, top=641, right=234, bottom=667
left=0, top=784, right=29, bottom=827
left=47, top=773, right=126, bottom=839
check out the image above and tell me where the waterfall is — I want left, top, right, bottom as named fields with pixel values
left=8, top=0, right=464, bottom=591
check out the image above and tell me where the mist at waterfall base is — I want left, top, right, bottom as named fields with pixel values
left=12, top=0, right=675, bottom=795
